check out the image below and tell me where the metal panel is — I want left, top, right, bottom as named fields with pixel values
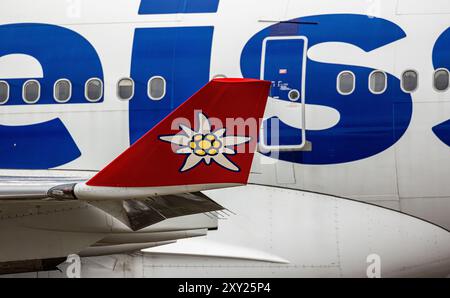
left=397, top=0, right=450, bottom=15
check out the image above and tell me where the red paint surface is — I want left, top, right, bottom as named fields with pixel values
left=87, top=78, right=270, bottom=187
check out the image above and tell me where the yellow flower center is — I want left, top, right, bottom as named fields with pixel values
left=190, top=134, right=222, bottom=156
left=199, top=140, right=212, bottom=150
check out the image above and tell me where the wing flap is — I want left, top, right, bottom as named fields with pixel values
left=91, top=192, right=224, bottom=231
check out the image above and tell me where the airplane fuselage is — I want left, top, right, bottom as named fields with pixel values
left=1, top=0, right=450, bottom=231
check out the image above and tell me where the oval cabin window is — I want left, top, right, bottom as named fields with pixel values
left=337, top=71, right=355, bottom=95
left=148, top=76, right=166, bottom=100
left=23, top=80, right=41, bottom=104
left=118, top=78, right=134, bottom=100
left=402, top=70, right=418, bottom=93
left=85, top=78, right=103, bottom=102
left=0, top=81, right=9, bottom=104
left=54, top=79, right=72, bottom=103
left=434, top=69, right=449, bottom=92
left=369, top=71, right=387, bottom=94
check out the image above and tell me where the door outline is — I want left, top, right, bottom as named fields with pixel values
left=259, top=36, right=308, bottom=151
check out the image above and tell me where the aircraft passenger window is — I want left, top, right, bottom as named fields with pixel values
left=85, top=78, right=103, bottom=102
left=434, top=69, right=449, bottom=92
left=148, top=76, right=166, bottom=100
left=0, top=81, right=9, bottom=104
left=23, top=80, right=41, bottom=104
left=401, top=70, right=418, bottom=93
left=54, top=79, right=72, bottom=103
left=118, top=78, right=134, bottom=100
left=369, top=71, right=387, bottom=94
left=337, top=71, right=355, bottom=95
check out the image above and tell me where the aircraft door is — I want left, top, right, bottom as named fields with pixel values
left=259, top=36, right=309, bottom=152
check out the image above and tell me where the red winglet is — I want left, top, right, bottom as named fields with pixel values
left=87, top=78, right=271, bottom=188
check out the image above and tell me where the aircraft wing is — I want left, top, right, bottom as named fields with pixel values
left=0, top=78, right=269, bottom=229
left=0, top=78, right=270, bottom=272
left=0, top=173, right=225, bottom=231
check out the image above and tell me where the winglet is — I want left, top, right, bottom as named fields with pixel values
left=80, top=79, right=270, bottom=198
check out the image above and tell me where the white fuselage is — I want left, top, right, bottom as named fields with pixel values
left=1, top=0, right=450, bottom=277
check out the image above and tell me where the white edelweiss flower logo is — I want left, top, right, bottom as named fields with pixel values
left=159, top=112, right=251, bottom=172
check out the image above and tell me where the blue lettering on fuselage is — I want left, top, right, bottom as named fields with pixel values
left=432, top=27, right=450, bottom=147
left=129, top=26, right=214, bottom=144
left=241, top=14, right=413, bottom=165
left=0, top=14, right=429, bottom=169
left=0, top=119, right=81, bottom=169
left=139, top=0, right=220, bottom=14
left=0, top=23, right=103, bottom=169
left=0, top=23, right=103, bottom=106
